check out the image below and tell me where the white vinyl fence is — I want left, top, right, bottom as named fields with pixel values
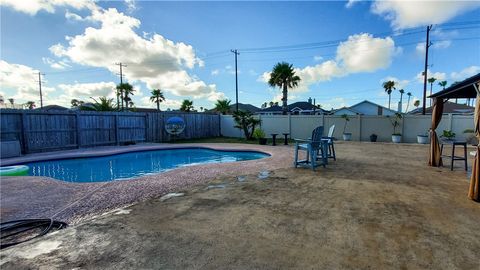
left=220, top=114, right=474, bottom=143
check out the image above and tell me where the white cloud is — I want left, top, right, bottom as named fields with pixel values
left=65, top=10, right=85, bottom=21
left=0, top=60, right=55, bottom=103
left=313, top=55, right=323, bottom=61
left=0, top=0, right=96, bottom=16
left=322, top=97, right=348, bottom=110
left=415, top=69, right=447, bottom=83
left=139, top=96, right=182, bottom=109
left=211, top=69, right=220, bottom=76
left=49, top=7, right=225, bottom=102
left=416, top=40, right=451, bottom=55
left=125, top=0, right=137, bottom=13
left=345, top=0, right=362, bottom=9
left=259, top=33, right=398, bottom=93
left=336, top=33, right=397, bottom=73
left=371, top=0, right=480, bottom=29
left=42, top=57, right=70, bottom=69
left=450, top=66, right=480, bottom=81
left=58, top=82, right=117, bottom=98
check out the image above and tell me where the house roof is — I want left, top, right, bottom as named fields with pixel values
left=349, top=100, right=397, bottom=114
left=330, top=106, right=362, bottom=115
left=259, top=101, right=327, bottom=113
left=230, top=103, right=260, bottom=113
left=429, top=73, right=480, bottom=99
left=410, top=101, right=475, bottom=114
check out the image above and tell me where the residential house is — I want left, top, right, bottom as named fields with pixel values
left=257, top=98, right=327, bottom=115
left=408, top=101, right=474, bottom=115
left=331, top=100, right=396, bottom=116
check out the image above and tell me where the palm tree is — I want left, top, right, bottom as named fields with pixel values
left=232, top=110, right=261, bottom=140
left=438, top=80, right=447, bottom=90
left=382, top=80, right=396, bottom=109
left=405, top=92, right=412, bottom=112
left=116, top=83, right=134, bottom=110
left=149, top=89, right=165, bottom=111
left=91, top=97, right=116, bottom=111
left=180, top=99, right=194, bottom=112
left=8, top=98, right=14, bottom=108
left=268, top=62, right=301, bottom=115
left=214, top=99, right=231, bottom=115
left=269, top=101, right=274, bottom=107
left=71, top=99, right=84, bottom=108
left=398, top=89, right=405, bottom=112
left=413, top=100, right=420, bottom=110
left=25, top=101, right=35, bottom=110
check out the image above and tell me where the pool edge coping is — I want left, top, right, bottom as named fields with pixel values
left=0, top=144, right=274, bottom=167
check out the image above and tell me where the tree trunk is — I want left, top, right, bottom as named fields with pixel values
left=388, top=94, right=391, bottom=109
left=157, top=101, right=160, bottom=111
left=282, top=82, right=288, bottom=115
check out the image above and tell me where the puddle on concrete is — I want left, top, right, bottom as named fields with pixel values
left=15, top=240, right=62, bottom=259
left=160, top=193, right=185, bottom=202
left=237, top=176, right=246, bottom=182
left=114, top=209, right=131, bottom=215
left=258, top=171, right=270, bottom=180
left=205, top=184, right=227, bottom=190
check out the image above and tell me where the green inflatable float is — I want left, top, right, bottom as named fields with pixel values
left=0, top=165, right=29, bottom=176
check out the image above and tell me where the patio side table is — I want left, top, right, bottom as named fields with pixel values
left=440, top=140, right=467, bottom=171
left=270, top=133, right=278, bottom=146
left=282, top=133, right=290, bottom=145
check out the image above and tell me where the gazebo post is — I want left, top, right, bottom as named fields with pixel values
left=428, top=97, right=444, bottom=167
left=468, top=83, right=480, bottom=201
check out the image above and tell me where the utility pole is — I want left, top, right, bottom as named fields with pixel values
left=115, top=62, right=127, bottom=110
left=36, top=71, right=45, bottom=109
left=422, top=25, right=432, bottom=115
left=231, top=49, right=240, bottom=112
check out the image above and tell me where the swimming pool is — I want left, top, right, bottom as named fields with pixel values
left=26, top=148, right=269, bottom=183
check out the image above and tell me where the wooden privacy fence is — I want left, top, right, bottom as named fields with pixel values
left=0, top=110, right=220, bottom=154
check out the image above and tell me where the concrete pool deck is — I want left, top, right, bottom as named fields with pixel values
left=1, top=143, right=291, bottom=223
left=1, top=142, right=479, bottom=269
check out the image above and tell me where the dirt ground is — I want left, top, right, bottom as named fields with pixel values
left=1, top=142, right=479, bottom=269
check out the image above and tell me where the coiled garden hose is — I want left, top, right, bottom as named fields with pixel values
left=0, top=218, right=68, bottom=249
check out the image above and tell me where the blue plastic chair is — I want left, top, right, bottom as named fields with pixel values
left=322, top=125, right=336, bottom=161
left=294, top=126, right=328, bottom=170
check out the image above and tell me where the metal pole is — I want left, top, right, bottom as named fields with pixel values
left=422, top=25, right=432, bottom=115
left=38, top=72, right=43, bottom=108
left=231, top=49, right=240, bottom=112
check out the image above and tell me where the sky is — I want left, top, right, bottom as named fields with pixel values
left=1, top=0, right=479, bottom=111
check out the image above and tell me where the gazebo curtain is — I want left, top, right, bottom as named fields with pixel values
left=469, top=92, right=480, bottom=201
left=428, top=97, right=444, bottom=167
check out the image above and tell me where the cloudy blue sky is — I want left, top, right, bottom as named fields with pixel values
left=1, top=0, right=479, bottom=111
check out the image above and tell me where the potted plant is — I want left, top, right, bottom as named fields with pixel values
left=370, top=134, right=378, bottom=142
left=440, top=130, right=456, bottom=141
left=253, top=128, right=267, bottom=145
left=389, top=113, right=403, bottom=143
left=463, top=129, right=477, bottom=145
left=417, top=132, right=429, bottom=144
left=341, top=114, right=352, bottom=141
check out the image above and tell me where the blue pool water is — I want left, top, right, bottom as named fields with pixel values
left=26, top=148, right=269, bottom=183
